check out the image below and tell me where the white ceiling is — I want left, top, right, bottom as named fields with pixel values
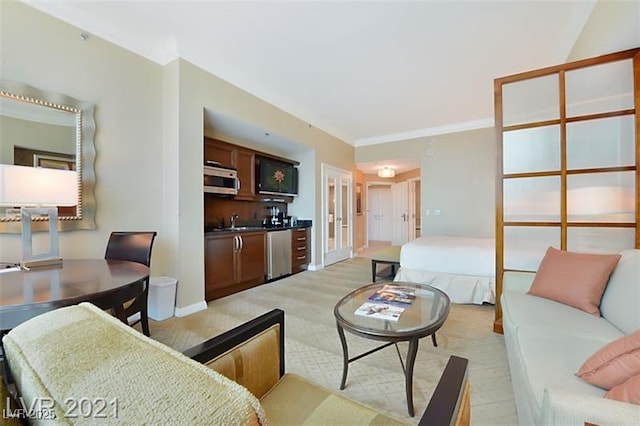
left=23, top=1, right=604, bottom=144
left=21, top=0, right=639, bottom=177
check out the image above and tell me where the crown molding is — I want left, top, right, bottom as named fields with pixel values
left=354, top=118, right=494, bottom=147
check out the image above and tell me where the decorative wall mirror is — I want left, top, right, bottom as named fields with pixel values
left=0, top=80, right=96, bottom=233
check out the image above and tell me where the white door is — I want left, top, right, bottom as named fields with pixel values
left=323, top=164, right=353, bottom=266
left=367, top=185, right=392, bottom=242
left=408, top=179, right=421, bottom=240
left=391, top=181, right=410, bottom=245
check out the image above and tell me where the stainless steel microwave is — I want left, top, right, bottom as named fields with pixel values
left=204, top=166, right=239, bottom=195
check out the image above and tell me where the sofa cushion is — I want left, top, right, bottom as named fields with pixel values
left=576, top=329, right=640, bottom=389
left=605, top=374, right=640, bottom=405
left=600, top=249, right=640, bottom=334
left=511, top=327, right=610, bottom=423
left=2, top=303, right=266, bottom=425
left=260, top=373, right=406, bottom=425
left=501, top=290, right=624, bottom=342
left=528, top=247, right=621, bottom=316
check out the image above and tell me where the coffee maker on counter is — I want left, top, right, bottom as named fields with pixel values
left=264, top=206, right=291, bottom=227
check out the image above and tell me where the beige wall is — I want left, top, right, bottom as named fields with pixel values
left=356, top=127, right=496, bottom=239
left=420, top=128, right=495, bottom=238
left=0, top=2, right=356, bottom=313
left=568, top=1, right=640, bottom=61
left=0, top=2, right=165, bottom=264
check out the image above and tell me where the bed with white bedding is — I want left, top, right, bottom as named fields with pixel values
left=394, top=235, right=543, bottom=305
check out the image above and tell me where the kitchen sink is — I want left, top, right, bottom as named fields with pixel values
left=217, top=226, right=264, bottom=231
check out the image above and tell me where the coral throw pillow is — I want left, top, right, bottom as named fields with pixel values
left=605, top=374, right=640, bottom=405
left=528, top=247, right=621, bottom=316
left=576, top=329, right=640, bottom=390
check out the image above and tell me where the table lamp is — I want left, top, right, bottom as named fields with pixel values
left=0, top=164, right=78, bottom=268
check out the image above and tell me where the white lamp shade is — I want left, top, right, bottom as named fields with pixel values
left=0, top=164, right=78, bottom=206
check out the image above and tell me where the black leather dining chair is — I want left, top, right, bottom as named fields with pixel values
left=104, top=231, right=157, bottom=336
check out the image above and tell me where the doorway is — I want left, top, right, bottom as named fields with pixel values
left=367, top=184, right=393, bottom=244
left=366, top=178, right=421, bottom=247
left=323, top=164, right=353, bottom=266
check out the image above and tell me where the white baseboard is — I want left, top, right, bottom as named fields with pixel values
left=307, top=263, right=322, bottom=271
left=174, top=300, right=208, bottom=317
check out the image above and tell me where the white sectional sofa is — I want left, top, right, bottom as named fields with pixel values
left=501, top=248, right=640, bottom=425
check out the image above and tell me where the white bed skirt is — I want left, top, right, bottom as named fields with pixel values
left=394, top=267, right=495, bottom=305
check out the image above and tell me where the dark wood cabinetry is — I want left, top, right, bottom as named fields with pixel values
left=204, top=138, right=235, bottom=168
left=205, top=137, right=256, bottom=200
left=291, top=227, right=311, bottom=274
left=205, top=231, right=266, bottom=301
left=234, top=148, right=256, bottom=200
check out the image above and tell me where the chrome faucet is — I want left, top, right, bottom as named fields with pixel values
left=230, top=213, right=239, bottom=228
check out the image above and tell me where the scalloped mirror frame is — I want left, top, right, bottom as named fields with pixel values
left=0, top=80, right=96, bottom=233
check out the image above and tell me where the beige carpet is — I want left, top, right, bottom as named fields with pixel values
left=150, top=257, right=517, bottom=425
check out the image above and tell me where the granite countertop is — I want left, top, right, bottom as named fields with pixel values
left=205, top=224, right=309, bottom=235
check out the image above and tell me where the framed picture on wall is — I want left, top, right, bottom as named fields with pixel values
left=356, top=183, right=363, bottom=215
left=34, top=153, right=76, bottom=171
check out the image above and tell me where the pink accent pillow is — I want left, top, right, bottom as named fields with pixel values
left=605, top=374, right=640, bottom=405
left=576, top=329, right=640, bottom=389
left=528, top=247, right=621, bottom=316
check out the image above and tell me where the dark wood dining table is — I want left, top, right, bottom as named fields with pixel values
left=0, top=259, right=150, bottom=332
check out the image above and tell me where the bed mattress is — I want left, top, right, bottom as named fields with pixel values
left=395, top=235, right=545, bottom=305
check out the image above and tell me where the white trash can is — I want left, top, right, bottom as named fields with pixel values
left=148, top=276, right=177, bottom=321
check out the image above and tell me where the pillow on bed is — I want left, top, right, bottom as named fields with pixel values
left=527, top=247, right=621, bottom=316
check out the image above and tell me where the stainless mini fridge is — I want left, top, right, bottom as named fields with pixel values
left=267, top=229, right=292, bottom=280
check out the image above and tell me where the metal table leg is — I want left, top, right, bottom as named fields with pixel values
left=405, top=338, right=420, bottom=417
left=337, top=322, right=349, bottom=390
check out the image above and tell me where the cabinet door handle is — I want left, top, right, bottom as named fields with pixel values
left=238, top=235, right=243, bottom=251
left=296, top=247, right=306, bottom=251
left=296, top=255, right=306, bottom=260
left=233, top=235, right=239, bottom=252
left=296, top=237, right=306, bottom=241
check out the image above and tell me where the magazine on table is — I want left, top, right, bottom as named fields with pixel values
left=354, top=302, right=404, bottom=321
left=367, top=284, right=416, bottom=307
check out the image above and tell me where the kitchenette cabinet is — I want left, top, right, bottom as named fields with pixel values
left=205, top=230, right=266, bottom=301
left=204, top=137, right=256, bottom=200
left=234, top=148, right=256, bottom=200
left=291, top=227, right=311, bottom=274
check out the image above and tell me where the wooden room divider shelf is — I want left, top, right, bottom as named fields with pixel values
left=493, top=48, right=640, bottom=333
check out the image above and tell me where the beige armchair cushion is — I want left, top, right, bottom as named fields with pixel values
left=261, top=373, right=406, bottom=425
left=3, top=303, right=266, bottom=425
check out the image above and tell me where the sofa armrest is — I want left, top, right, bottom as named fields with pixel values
left=420, top=355, right=470, bottom=426
left=503, top=271, right=536, bottom=294
left=183, top=309, right=285, bottom=398
left=540, top=388, right=640, bottom=426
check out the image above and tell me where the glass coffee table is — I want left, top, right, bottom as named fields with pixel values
left=334, top=282, right=450, bottom=417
